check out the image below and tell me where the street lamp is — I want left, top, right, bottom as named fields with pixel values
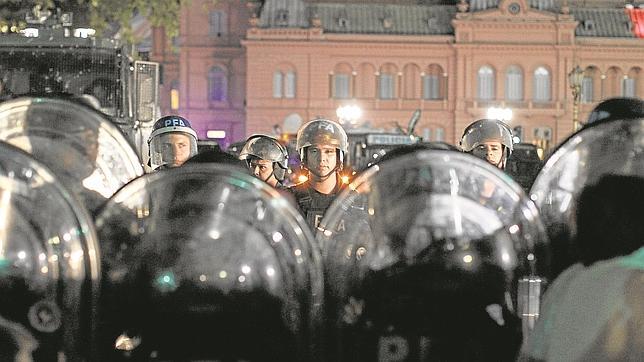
left=336, top=104, right=363, bottom=128
left=568, top=65, right=584, bottom=132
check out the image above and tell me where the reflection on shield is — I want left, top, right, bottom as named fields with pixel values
left=0, top=96, right=143, bottom=215
left=319, top=150, right=549, bottom=361
left=0, top=142, right=100, bottom=361
left=95, top=164, right=323, bottom=361
left=530, top=117, right=644, bottom=277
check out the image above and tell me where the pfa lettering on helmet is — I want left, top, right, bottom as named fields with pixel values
left=164, top=117, right=187, bottom=127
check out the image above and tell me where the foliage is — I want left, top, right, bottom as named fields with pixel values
left=0, top=0, right=217, bottom=44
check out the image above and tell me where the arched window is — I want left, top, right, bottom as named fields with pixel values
left=208, top=66, right=227, bottom=102
left=333, top=74, right=350, bottom=99
left=378, top=64, right=397, bottom=99
left=423, top=64, right=445, bottom=100
left=505, top=65, right=523, bottom=101
left=624, top=67, right=641, bottom=98
left=332, top=63, right=353, bottom=99
left=533, top=66, right=551, bottom=102
left=273, top=68, right=297, bottom=98
left=273, top=71, right=283, bottom=98
left=209, top=11, right=227, bottom=36
left=581, top=73, right=594, bottom=103
left=477, top=66, right=495, bottom=100
left=284, top=70, right=296, bottom=98
left=622, top=75, right=636, bottom=97
left=435, top=127, right=445, bottom=142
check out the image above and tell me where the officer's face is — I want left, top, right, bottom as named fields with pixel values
left=306, top=145, right=337, bottom=177
left=249, top=159, right=277, bottom=185
left=472, top=141, right=504, bottom=168
left=162, top=133, right=193, bottom=167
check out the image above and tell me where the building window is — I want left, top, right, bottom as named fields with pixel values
left=533, top=66, right=551, bottom=102
left=477, top=66, right=495, bottom=100
left=435, top=127, right=445, bottom=141
left=422, top=75, right=440, bottom=100
left=505, top=65, right=523, bottom=101
left=333, top=74, right=350, bottom=99
left=285, top=71, right=296, bottom=98
left=276, top=9, right=289, bottom=26
left=273, top=71, right=283, bottom=98
left=273, top=70, right=296, bottom=98
left=581, top=76, right=593, bottom=103
left=208, top=66, right=227, bottom=102
left=209, top=11, right=227, bottom=36
left=379, top=73, right=395, bottom=99
left=622, top=77, right=636, bottom=97
left=170, top=80, right=179, bottom=110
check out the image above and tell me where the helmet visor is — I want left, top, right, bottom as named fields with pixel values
left=461, top=121, right=513, bottom=153
left=150, top=132, right=198, bottom=169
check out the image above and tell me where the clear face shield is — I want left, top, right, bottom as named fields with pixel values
left=149, top=132, right=198, bottom=169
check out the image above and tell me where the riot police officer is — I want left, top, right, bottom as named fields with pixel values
left=290, top=118, right=349, bottom=231
left=460, top=119, right=514, bottom=170
left=239, top=135, right=289, bottom=188
left=148, top=115, right=198, bottom=170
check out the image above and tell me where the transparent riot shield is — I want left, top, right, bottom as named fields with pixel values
left=530, top=117, right=644, bottom=277
left=0, top=96, right=144, bottom=215
left=319, top=150, right=549, bottom=361
left=95, top=164, right=323, bottom=361
left=0, top=141, right=100, bottom=361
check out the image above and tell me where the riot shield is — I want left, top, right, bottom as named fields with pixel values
left=95, top=163, right=323, bottom=361
left=0, top=141, right=100, bottom=360
left=319, top=150, right=549, bottom=361
left=530, top=117, right=644, bottom=277
left=0, top=96, right=143, bottom=215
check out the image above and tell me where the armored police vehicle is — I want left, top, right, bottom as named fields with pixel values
left=0, top=7, right=159, bottom=166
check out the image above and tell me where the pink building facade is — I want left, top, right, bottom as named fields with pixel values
left=155, top=0, right=644, bottom=149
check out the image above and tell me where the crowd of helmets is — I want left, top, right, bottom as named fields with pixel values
left=0, top=94, right=642, bottom=361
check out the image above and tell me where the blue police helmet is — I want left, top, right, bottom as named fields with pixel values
left=149, top=115, right=198, bottom=143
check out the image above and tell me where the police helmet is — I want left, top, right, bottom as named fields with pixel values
left=585, top=97, right=644, bottom=126
left=148, top=115, right=198, bottom=169
left=239, top=135, right=289, bottom=181
left=460, top=119, right=514, bottom=155
left=296, top=118, right=348, bottom=164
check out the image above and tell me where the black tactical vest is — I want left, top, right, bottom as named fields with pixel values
left=290, top=180, right=345, bottom=232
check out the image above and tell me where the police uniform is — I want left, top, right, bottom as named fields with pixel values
left=291, top=118, right=349, bottom=232
left=290, top=177, right=346, bottom=231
